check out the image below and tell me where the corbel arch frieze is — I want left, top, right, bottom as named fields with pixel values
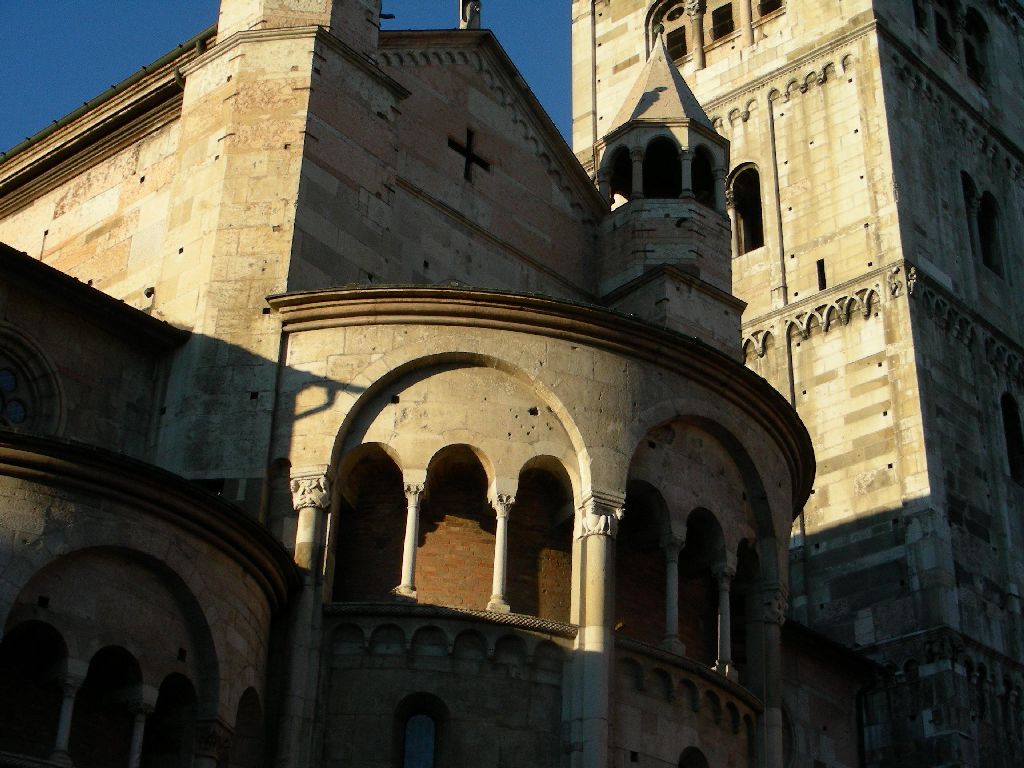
left=743, top=284, right=881, bottom=351
left=707, top=47, right=856, bottom=126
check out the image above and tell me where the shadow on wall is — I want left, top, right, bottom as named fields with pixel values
left=792, top=498, right=1024, bottom=768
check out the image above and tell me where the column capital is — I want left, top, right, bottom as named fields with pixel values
left=195, top=719, right=233, bottom=761
left=725, top=188, right=736, bottom=210
left=685, top=0, right=703, bottom=18
left=715, top=564, right=737, bottom=584
left=660, top=533, right=686, bottom=557
left=761, top=584, right=789, bottom=625
left=713, top=166, right=729, bottom=181
left=493, top=494, right=515, bottom=518
left=575, top=491, right=625, bottom=540
left=629, top=147, right=644, bottom=162
left=404, top=482, right=425, bottom=500
left=290, top=473, right=331, bottom=512
left=128, top=701, right=156, bottom=717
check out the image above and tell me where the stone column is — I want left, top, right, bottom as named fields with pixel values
left=686, top=0, right=706, bottom=70
left=127, top=703, right=154, bottom=768
left=395, top=483, right=424, bottom=599
left=661, top=535, right=686, bottom=655
left=278, top=470, right=331, bottom=768
left=760, top=585, right=788, bottom=768
left=714, top=565, right=737, bottom=679
left=194, top=719, right=232, bottom=768
left=49, top=673, right=84, bottom=765
left=713, top=166, right=728, bottom=213
left=488, top=494, right=515, bottom=612
left=575, top=491, right=625, bottom=768
left=680, top=149, right=693, bottom=197
left=291, top=472, right=331, bottom=572
left=739, top=0, right=754, bottom=46
left=726, top=188, right=739, bottom=257
left=630, top=148, right=645, bottom=199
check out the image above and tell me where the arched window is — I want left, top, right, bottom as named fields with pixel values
left=403, top=714, right=436, bottom=768
left=1001, top=393, right=1024, bottom=484
left=140, top=674, right=197, bottom=768
left=609, top=146, right=633, bottom=206
left=964, top=10, right=989, bottom=84
left=978, top=192, right=1001, bottom=275
left=679, top=746, right=710, bottom=768
left=650, top=2, right=689, bottom=63
left=644, top=137, right=682, bottom=198
left=732, top=166, right=764, bottom=253
left=70, top=646, right=143, bottom=768
left=691, top=147, right=715, bottom=208
left=394, top=694, right=447, bottom=768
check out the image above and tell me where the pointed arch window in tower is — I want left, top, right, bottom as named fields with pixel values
left=1002, top=393, right=1024, bottom=484
left=732, top=166, right=764, bottom=253
left=643, top=137, right=682, bottom=198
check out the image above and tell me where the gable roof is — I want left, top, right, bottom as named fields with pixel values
left=378, top=29, right=606, bottom=218
left=609, top=33, right=713, bottom=133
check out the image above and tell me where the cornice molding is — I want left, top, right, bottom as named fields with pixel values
left=741, top=264, right=893, bottom=354
left=702, top=21, right=874, bottom=119
left=0, top=430, right=300, bottom=608
left=911, top=267, right=1024, bottom=388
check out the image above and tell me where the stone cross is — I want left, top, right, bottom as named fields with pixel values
left=448, top=128, right=490, bottom=182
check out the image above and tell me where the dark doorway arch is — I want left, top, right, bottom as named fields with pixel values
left=679, top=746, right=710, bottom=768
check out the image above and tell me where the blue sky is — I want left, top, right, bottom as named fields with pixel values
left=0, top=1, right=571, bottom=154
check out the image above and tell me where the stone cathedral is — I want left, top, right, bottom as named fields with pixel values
left=0, top=0, right=1019, bottom=766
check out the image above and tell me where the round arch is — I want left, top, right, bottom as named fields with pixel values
left=331, top=352, right=589, bottom=497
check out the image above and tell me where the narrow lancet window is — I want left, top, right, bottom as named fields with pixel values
left=1002, top=393, right=1024, bottom=484
left=732, top=167, right=764, bottom=253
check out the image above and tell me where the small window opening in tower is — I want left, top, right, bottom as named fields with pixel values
left=659, top=3, right=689, bottom=62
left=758, top=0, right=783, bottom=16
left=732, top=167, right=764, bottom=254
left=609, top=146, right=633, bottom=207
left=691, top=147, right=715, bottom=208
left=1002, top=393, right=1024, bottom=484
left=710, top=4, right=735, bottom=41
left=978, top=192, right=1001, bottom=275
left=912, top=0, right=928, bottom=30
left=964, top=10, right=988, bottom=84
left=643, top=137, right=682, bottom=198
left=934, top=0, right=956, bottom=54
left=816, top=259, right=827, bottom=291
left=666, top=26, right=687, bottom=61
